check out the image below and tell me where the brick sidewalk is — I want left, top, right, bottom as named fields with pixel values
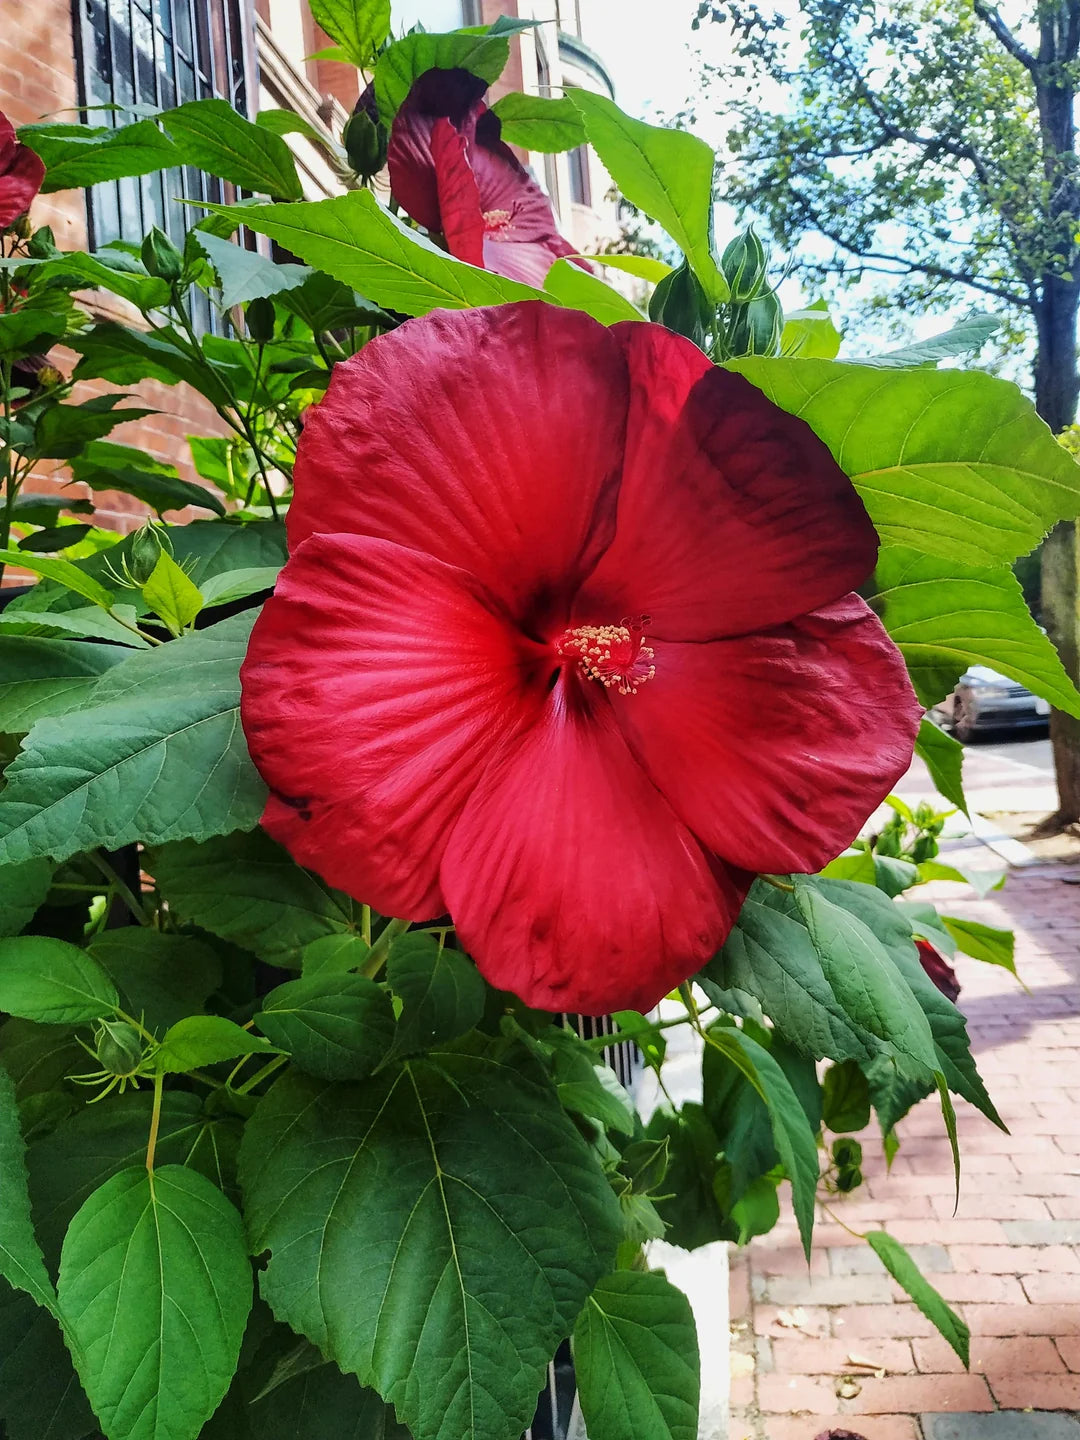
left=729, top=866, right=1080, bottom=1440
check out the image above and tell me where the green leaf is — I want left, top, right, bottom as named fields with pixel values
left=820, top=848, right=877, bottom=884
left=568, top=91, right=726, bottom=302
left=87, top=930, right=222, bottom=1033
left=877, top=546, right=1080, bottom=715
left=643, top=1104, right=733, bottom=1250
left=0, top=936, right=118, bottom=1024
left=239, top=1037, right=622, bottom=1440
left=731, top=1173, right=781, bottom=1245
left=543, top=257, right=645, bottom=324
left=197, top=567, right=279, bottom=607
left=894, top=900, right=957, bottom=956
left=301, top=933, right=371, bottom=975
left=865, top=314, right=1000, bottom=368
left=205, top=190, right=546, bottom=315
left=781, top=299, right=842, bottom=359
left=248, top=1359, right=408, bottom=1440
left=70, top=323, right=232, bottom=404
left=914, top=718, right=968, bottom=814
left=0, top=636, right=125, bottom=731
left=822, top=1059, right=871, bottom=1133
left=308, top=0, right=390, bottom=67
left=374, top=29, right=510, bottom=119
left=917, top=861, right=1004, bottom=898
left=149, top=828, right=362, bottom=967
left=491, top=92, right=587, bottom=151
left=254, top=973, right=395, bottom=1080
left=0, top=551, right=116, bottom=610
left=574, top=1270, right=699, bottom=1440
left=58, top=1164, right=252, bottom=1440
left=941, top=915, right=1016, bottom=973
left=0, top=613, right=266, bottom=867
left=864, top=1230, right=969, bottom=1365
left=161, top=99, right=302, bottom=199
left=16, top=526, right=93, bottom=555
left=591, top=253, right=673, bottom=283
left=385, top=933, right=486, bottom=1055
left=0, top=603, right=148, bottom=648
left=0, top=1282, right=96, bottom=1440
left=702, top=1026, right=819, bottom=1257
left=731, top=358, right=1080, bottom=567
left=0, top=1069, right=57, bottom=1315
left=193, top=232, right=310, bottom=308
left=794, top=879, right=939, bottom=1079
left=35, top=394, right=155, bottom=460
left=69, top=440, right=226, bottom=518
left=155, top=1015, right=277, bottom=1074
left=0, top=859, right=54, bottom=938
left=556, top=1054, right=636, bottom=1138
left=0, top=308, right=68, bottom=360
left=872, top=855, right=920, bottom=897
left=20, top=120, right=180, bottom=192
left=141, top=550, right=204, bottom=634
left=31, top=250, right=172, bottom=312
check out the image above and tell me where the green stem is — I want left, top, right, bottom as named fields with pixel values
left=360, top=904, right=372, bottom=948
left=145, top=1070, right=164, bottom=1172
left=760, top=874, right=795, bottom=893
left=581, top=1004, right=717, bottom=1052
left=90, top=852, right=151, bottom=926
left=362, top=916, right=410, bottom=977
left=234, top=1053, right=289, bottom=1094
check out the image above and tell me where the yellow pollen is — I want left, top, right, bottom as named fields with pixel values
left=556, top=621, right=656, bottom=695
left=482, top=207, right=513, bottom=232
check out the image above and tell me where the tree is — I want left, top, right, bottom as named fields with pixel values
left=692, top=0, right=1080, bottom=825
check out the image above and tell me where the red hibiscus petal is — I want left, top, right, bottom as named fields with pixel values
left=0, top=143, right=44, bottom=229
left=609, top=595, right=922, bottom=874
left=440, top=682, right=749, bottom=1014
left=430, top=118, right=485, bottom=267
left=574, top=323, right=879, bottom=641
left=241, top=532, right=547, bottom=919
left=288, top=303, right=628, bottom=628
left=471, top=108, right=566, bottom=244
left=481, top=232, right=575, bottom=287
left=386, top=68, right=487, bottom=232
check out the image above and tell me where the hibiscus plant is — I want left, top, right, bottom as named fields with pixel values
left=0, top=6, right=1073, bottom=1440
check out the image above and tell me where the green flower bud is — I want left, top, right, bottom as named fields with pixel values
left=246, top=296, right=276, bottom=344
left=11, top=213, right=33, bottom=242
left=27, top=225, right=58, bottom=259
left=141, top=226, right=184, bottom=282
left=94, top=1020, right=145, bottom=1078
left=35, top=363, right=64, bottom=389
left=648, top=261, right=714, bottom=351
left=128, top=521, right=166, bottom=586
left=727, top=288, right=784, bottom=358
left=343, top=108, right=388, bottom=182
left=721, top=224, right=770, bottom=303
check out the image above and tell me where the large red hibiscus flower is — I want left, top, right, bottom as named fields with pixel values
left=0, top=110, right=44, bottom=230
left=385, top=68, right=582, bottom=287
left=240, top=303, right=922, bottom=1014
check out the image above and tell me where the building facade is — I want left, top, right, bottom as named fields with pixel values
left=1, top=0, right=621, bottom=532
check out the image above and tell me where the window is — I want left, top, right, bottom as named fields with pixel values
left=568, top=144, right=591, bottom=207
left=72, top=0, right=252, bottom=252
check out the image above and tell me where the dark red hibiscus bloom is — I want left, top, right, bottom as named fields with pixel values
left=0, top=111, right=44, bottom=230
left=916, top=938, right=961, bottom=1003
left=385, top=69, right=581, bottom=287
left=241, top=303, right=922, bottom=1014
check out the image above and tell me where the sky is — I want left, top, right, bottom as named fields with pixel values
left=578, top=0, right=704, bottom=118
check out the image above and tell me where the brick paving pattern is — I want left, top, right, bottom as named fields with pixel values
left=729, top=866, right=1080, bottom=1440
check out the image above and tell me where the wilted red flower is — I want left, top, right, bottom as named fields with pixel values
left=916, top=938, right=961, bottom=1003
left=0, top=111, right=45, bottom=230
left=241, top=303, right=922, bottom=1013
left=386, top=69, right=582, bottom=287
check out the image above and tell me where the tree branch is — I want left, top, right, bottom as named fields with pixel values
left=973, top=1, right=1038, bottom=72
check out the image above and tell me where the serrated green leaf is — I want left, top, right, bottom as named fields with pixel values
left=0, top=1282, right=96, bottom=1440
left=308, top=0, right=390, bottom=67
left=30, top=250, right=171, bottom=312
left=731, top=358, right=1080, bottom=567
left=893, top=900, right=957, bottom=956
left=374, top=29, right=510, bottom=119
left=59, top=1164, right=252, bottom=1440
left=239, top=1037, right=622, bottom=1440
left=35, top=394, right=155, bottom=459
left=197, top=567, right=279, bottom=607
left=0, top=551, right=116, bottom=610
left=70, top=323, right=232, bottom=404
left=248, top=1358, right=408, bottom=1440
left=0, top=604, right=147, bottom=649
left=591, top=254, right=673, bottom=283
left=568, top=91, right=726, bottom=302
left=0, top=937, right=118, bottom=1024
left=254, top=973, right=395, bottom=1080
left=0, top=858, right=54, bottom=938
left=141, top=550, right=204, bottom=635
left=0, top=308, right=68, bottom=359
left=557, top=1064, right=636, bottom=1137
left=864, top=1230, right=969, bottom=1364
left=204, top=190, right=546, bottom=315
left=193, top=232, right=310, bottom=308
left=941, top=915, right=1016, bottom=973
left=543, top=257, right=645, bottom=324
left=88, top=930, right=221, bottom=1033
left=822, top=1059, right=871, bottom=1133
left=491, top=92, right=587, bottom=151
left=69, top=440, right=226, bottom=518
left=863, top=314, right=1000, bottom=368
left=781, top=300, right=842, bottom=359
left=878, top=546, right=1080, bottom=714
left=820, top=848, right=877, bottom=884
left=0, top=614, right=266, bottom=866
left=301, top=932, right=371, bottom=975
left=574, top=1270, right=699, bottom=1440
left=386, top=933, right=485, bottom=1054
left=20, top=120, right=180, bottom=192
left=155, top=1015, right=277, bottom=1074
left=0, top=636, right=125, bottom=731
left=149, top=828, right=362, bottom=967
left=914, top=717, right=968, bottom=814
left=0, top=1069, right=57, bottom=1315
left=162, top=99, right=302, bottom=199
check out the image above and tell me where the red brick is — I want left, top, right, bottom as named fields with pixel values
left=830, top=1305, right=938, bottom=1339
left=768, top=1337, right=913, bottom=1376
left=761, top=1416, right=919, bottom=1440
left=756, top=1374, right=836, bottom=1414
left=753, top=1244, right=829, bottom=1277
left=1056, top=1336, right=1080, bottom=1371
left=729, top=1372, right=756, bottom=1408
left=913, top=1334, right=1064, bottom=1375
left=754, top=1305, right=830, bottom=1340
left=843, top=1373, right=994, bottom=1413
left=948, top=1243, right=1080, bottom=1273
left=729, top=1256, right=752, bottom=1323
left=1021, top=1272, right=1080, bottom=1303
left=989, top=1372, right=1080, bottom=1408
left=884, top=1219, right=1007, bottom=1246
left=1049, top=1198, right=1080, bottom=1219
left=933, top=1194, right=1050, bottom=1220
left=962, top=1303, right=1080, bottom=1335
left=911, top=1272, right=1025, bottom=1304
